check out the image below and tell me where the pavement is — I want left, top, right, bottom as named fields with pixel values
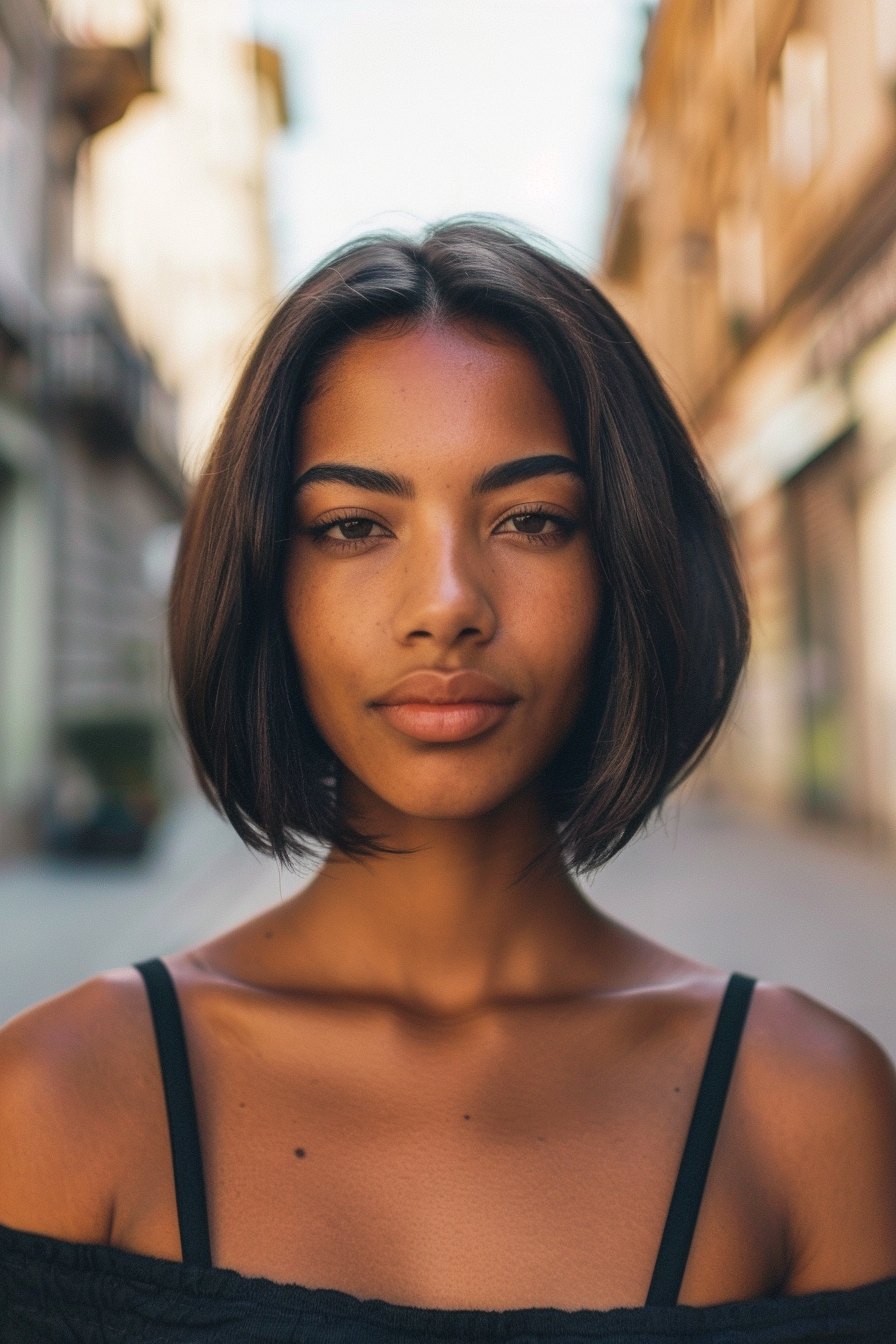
left=0, top=796, right=285, bottom=1026
left=1, top=792, right=895, bottom=1057
left=588, top=799, right=896, bottom=1059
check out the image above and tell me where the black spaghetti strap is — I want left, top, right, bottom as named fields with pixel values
left=645, top=972, right=756, bottom=1308
left=135, top=958, right=213, bottom=1269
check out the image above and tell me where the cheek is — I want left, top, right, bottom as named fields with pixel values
left=508, top=551, right=601, bottom=710
left=283, top=548, right=381, bottom=724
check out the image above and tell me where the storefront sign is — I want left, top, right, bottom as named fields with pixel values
left=715, top=375, right=854, bottom=512
left=812, top=234, right=896, bottom=375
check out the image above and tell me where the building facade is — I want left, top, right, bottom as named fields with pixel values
left=0, top=0, right=184, bottom=857
left=603, top=0, right=896, bottom=840
left=57, top=0, right=288, bottom=475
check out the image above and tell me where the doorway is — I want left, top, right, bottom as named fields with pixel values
left=786, top=434, right=867, bottom=820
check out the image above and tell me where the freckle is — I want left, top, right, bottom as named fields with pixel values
left=239, top=1101, right=246, bottom=1108
left=294, top=1148, right=306, bottom=1158
left=264, top=930, right=273, bottom=940
left=674, top=1087, right=680, bottom=1093
left=537, top=1136, right=546, bottom=1142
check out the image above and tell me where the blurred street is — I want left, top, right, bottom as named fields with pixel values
left=2, top=797, right=895, bottom=1060
left=0, top=796, right=284, bottom=1025
left=590, top=800, right=896, bottom=1061
left=2, top=0, right=896, bottom=1153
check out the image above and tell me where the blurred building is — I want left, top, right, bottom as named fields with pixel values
left=603, top=0, right=896, bottom=843
left=0, top=0, right=183, bottom=858
left=55, top=0, right=288, bottom=475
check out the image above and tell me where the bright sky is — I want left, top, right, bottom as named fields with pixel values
left=253, top=0, right=652, bottom=286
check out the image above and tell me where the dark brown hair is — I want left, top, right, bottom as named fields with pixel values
left=170, top=219, right=748, bottom=872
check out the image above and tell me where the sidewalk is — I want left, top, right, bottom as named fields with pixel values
left=0, top=796, right=284, bottom=1025
left=586, top=799, right=896, bottom=1059
left=1, top=794, right=894, bottom=1059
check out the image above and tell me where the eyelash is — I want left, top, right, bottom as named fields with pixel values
left=305, top=504, right=577, bottom=551
left=305, top=510, right=389, bottom=550
left=495, top=504, right=577, bottom=545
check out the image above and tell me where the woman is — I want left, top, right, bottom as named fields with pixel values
left=1, top=221, right=894, bottom=1341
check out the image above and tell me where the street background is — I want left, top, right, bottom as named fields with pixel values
left=1, top=1, right=894, bottom=1052
left=3, top=792, right=896, bottom=1059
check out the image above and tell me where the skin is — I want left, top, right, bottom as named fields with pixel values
left=0, top=323, right=895, bottom=1312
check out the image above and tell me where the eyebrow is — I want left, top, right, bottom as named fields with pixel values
left=293, top=454, right=581, bottom=499
left=473, top=454, right=581, bottom=494
left=292, top=464, right=414, bottom=497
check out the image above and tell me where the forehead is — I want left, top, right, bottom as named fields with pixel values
left=297, top=322, right=572, bottom=473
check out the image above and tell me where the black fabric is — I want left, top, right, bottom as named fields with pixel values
left=134, top=959, right=755, bottom=1304
left=5, top=964, right=892, bottom=1341
left=1, top=1224, right=895, bottom=1342
left=135, top=958, right=212, bottom=1269
left=646, top=972, right=756, bottom=1307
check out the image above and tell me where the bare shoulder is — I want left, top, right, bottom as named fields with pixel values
left=739, top=983, right=896, bottom=1291
left=743, top=982, right=896, bottom=1140
left=0, top=968, right=161, bottom=1244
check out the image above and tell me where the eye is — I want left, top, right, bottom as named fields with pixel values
left=307, top=513, right=392, bottom=548
left=331, top=518, right=376, bottom=539
left=504, top=513, right=550, bottom=535
left=493, top=509, right=575, bottom=541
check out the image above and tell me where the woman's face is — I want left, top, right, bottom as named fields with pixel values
left=285, top=322, right=601, bottom=823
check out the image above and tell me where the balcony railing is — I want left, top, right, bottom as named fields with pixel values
left=41, top=310, right=179, bottom=487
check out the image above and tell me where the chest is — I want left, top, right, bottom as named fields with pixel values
left=116, top=998, right=780, bottom=1308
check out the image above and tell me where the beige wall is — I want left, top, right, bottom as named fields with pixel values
left=603, top=0, right=896, bottom=838
left=859, top=464, right=896, bottom=831
left=605, top=0, right=896, bottom=416
left=853, top=325, right=896, bottom=832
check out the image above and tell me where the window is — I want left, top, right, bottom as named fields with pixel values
left=786, top=436, right=866, bottom=820
left=716, top=206, right=765, bottom=333
left=768, top=31, right=829, bottom=186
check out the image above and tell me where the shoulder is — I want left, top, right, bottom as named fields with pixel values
left=0, top=968, right=153, bottom=1105
left=0, top=969, right=160, bottom=1244
left=742, top=982, right=896, bottom=1142
left=738, top=983, right=896, bottom=1291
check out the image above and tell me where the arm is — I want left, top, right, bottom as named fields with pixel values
left=746, top=985, right=896, bottom=1293
left=0, top=971, right=168, bottom=1248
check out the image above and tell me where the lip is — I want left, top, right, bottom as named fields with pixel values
left=371, top=670, right=520, bottom=743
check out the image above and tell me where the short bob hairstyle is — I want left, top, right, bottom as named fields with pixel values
left=170, top=219, right=748, bottom=873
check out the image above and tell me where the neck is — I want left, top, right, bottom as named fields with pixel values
left=272, top=784, right=612, bottom=1015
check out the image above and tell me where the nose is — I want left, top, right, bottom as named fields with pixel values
left=392, top=522, right=497, bottom=649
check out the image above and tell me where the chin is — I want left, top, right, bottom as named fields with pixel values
left=394, top=800, right=509, bottom=823
left=358, top=775, right=533, bottom=824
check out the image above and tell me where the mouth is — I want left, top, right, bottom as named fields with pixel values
left=370, top=670, right=520, bottom=744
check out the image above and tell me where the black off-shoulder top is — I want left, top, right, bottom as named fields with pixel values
left=1, top=963, right=893, bottom=1342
